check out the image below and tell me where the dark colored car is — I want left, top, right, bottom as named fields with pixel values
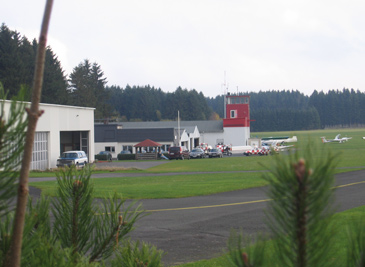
left=208, top=148, right=223, bottom=158
left=98, top=151, right=112, bottom=161
left=189, top=148, right=205, bottom=158
left=168, top=146, right=190, bottom=160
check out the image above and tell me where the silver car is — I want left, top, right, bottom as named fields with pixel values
left=189, top=148, right=206, bottom=159
left=208, top=148, right=223, bottom=158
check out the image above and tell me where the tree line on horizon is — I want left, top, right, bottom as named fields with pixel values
left=1, top=23, right=365, bottom=132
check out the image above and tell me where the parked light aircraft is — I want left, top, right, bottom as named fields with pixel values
left=261, top=136, right=297, bottom=146
left=260, top=140, right=295, bottom=154
left=321, top=134, right=352, bottom=143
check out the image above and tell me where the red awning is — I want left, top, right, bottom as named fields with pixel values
left=134, top=139, right=162, bottom=147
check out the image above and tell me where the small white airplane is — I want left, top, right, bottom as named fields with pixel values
left=261, top=136, right=297, bottom=146
left=321, top=134, right=352, bottom=143
left=261, top=141, right=294, bottom=154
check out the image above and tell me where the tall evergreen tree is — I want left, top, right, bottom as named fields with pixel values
left=40, top=45, right=68, bottom=104
left=68, top=59, right=110, bottom=119
left=0, top=24, right=68, bottom=104
left=0, top=24, right=32, bottom=99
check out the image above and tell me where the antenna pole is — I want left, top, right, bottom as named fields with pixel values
left=178, top=110, right=180, bottom=146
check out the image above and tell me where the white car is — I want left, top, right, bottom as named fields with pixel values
left=57, top=151, right=88, bottom=167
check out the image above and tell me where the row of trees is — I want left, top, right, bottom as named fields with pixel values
left=309, top=89, right=365, bottom=128
left=207, top=89, right=365, bottom=131
left=0, top=24, right=111, bottom=119
left=0, top=24, right=68, bottom=104
left=107, top=85, right=213, bottom=121
left=2, top=23, right=365, bottom=131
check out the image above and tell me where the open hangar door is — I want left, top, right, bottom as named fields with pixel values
left=194, top=138, right=199, bottom=148
left=60, top=131, right=89, bottom=160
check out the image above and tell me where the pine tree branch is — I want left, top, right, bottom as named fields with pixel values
left=89, top=218, right=122, bottom=263
left=72, top=181, right=81, bottom=256
left=7, top=1, right=53, bottom=266
left=294, top=159, right=308, bottom=267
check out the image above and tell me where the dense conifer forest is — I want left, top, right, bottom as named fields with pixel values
left=1, top=24, right=365, bottom=131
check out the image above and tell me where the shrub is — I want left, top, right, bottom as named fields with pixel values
left=0, top=166, right=156, bottom=265
left=117, top=153, right=136, bottom=160
left=95, top=154, right=109, bottom=161
left=227, top=146, right=346, bottom=267
left=110, top=240, right=164, bottom=266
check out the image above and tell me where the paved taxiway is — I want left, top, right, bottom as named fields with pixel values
left=29, top=161, right=365, bottom=266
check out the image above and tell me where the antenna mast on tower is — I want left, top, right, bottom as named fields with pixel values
left=222, top=71, right=230, bottom=119
left=221, top=71, right=229, bottom=95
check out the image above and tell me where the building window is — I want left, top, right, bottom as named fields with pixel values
left=162, top=144, right=170, bottom=152
left=105, top=146, right=115, bottom=152
left=122, top=145, right=132, bottom=153
left=230, top=110, right=237, bottom=118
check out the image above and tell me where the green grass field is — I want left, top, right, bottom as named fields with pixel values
left=29, top=128, right=365, bottom=199
left=146, top=128, right=365, bottom=173
left=30, top=172, right=267, bottom=199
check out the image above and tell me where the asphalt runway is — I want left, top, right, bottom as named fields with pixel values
left=28, top=161, right=365, bottom=266
left=126, top=169, right=365, bottom=266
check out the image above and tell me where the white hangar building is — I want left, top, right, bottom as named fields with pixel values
left=3, top=100, right=95, bottom=170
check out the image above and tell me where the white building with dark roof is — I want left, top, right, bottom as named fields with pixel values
left=94, top=123, right=200, bottom=157
left=95, top=94, right=252, bottom=156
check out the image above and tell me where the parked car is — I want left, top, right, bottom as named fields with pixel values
left=208, top=148, right=223, bottom=158
left=189, top=148, right=205, bottom=159
left=199, top=143, right=212, bottom=155
left=97, top=151, right=112, bottom=161
left=168, top=146, right=190, bottom=160
left=57, top=151, right=88, bottom=167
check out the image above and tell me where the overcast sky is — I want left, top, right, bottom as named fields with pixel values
left=3, top=0, right=365, bottom=97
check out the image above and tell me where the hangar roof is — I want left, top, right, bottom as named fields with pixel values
left=97, top=120, right=223, bottom=133
left=95, top=124, right=175, bottom=143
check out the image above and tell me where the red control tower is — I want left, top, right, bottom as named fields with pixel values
left=222, top=93, right=251, bottom=146
left=223, top=93, right=250, bottom=127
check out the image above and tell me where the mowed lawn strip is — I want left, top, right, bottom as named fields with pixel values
left=148, top=157, right=269, bottom=173
left=30, top=172, right=266, bottom=199
left=28, top=168, right=145, bottom=178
